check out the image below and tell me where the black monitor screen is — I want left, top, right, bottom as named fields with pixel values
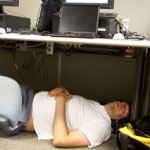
left=0, top=0, right=19, bottom=6
left=0, top=0, right=19, bottom=13
left=63, top=0, right=114, bottom=9
left=59, top=5, right=99, bottom=33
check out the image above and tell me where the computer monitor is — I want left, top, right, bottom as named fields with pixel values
left=63, top=0, right=114, bottom=9
left=58, top=4, right=100, bottom=37
left=0, top=0, right=19, bottom=13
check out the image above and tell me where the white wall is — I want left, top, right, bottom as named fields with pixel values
left=113, top=0, right=150, bottom=37
left=4, top=0, right=150, bottom=37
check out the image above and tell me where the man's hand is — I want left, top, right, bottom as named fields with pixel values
left=48, top=86, right=70, bottom=97
left=55, top=92, right=72, bottom=102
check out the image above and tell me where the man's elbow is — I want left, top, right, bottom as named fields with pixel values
left=53, top=138, right=67, bottom=147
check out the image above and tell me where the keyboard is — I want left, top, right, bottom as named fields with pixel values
left=99, top=12, right=118, bottom=18
left=50, top=33, right=96, bottom=39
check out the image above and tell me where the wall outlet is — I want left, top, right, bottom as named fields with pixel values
left=46, top=42, right=54, bottom=55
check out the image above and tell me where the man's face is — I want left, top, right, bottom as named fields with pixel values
left=110, top=101, right=130, bottom=120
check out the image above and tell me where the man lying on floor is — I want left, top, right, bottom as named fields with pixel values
left=0, top=75, right=129, bottom=148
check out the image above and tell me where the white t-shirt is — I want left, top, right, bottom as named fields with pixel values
left=32, top=91, right=111, bottom=148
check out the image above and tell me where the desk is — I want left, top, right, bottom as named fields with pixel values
left=0, top=33, right=150, bottom=48
left=0, top=33, right=150, bottom=119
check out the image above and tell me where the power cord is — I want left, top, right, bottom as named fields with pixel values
left=10, top=43, right=46, bottom=82
left=114, top=19, right=146, bottom=40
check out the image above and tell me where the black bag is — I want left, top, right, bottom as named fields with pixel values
left=132, top=116, right=150, bottom=136
left=116, top=116, right=150, bottom=150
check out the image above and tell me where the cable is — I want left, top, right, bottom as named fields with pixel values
left=9, top=43, right=47, bottom=83
left=35, top=51, right=46, bottom=79
left=114, top=19, right=145, bottom=39
left=35, top=4, right=42, bottom=31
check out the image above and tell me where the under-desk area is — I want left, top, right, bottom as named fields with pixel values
left=0, top=34, right=150, bottom=119
left=0, top=0, right=150, bottom=150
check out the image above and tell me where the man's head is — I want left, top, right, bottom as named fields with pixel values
left=104, top=101, right=130, bottom=121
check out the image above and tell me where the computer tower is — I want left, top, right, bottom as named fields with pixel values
left=52, top=12, right=60, bottom=34
left=0, top=14, right=30, bottom=32
left=36, top=0, right=58, bottom=32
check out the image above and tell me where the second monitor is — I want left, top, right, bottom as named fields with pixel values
left=52, top=4, right=100, bottom=38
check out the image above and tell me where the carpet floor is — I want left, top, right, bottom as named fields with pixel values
left=0, top=131, right=119, bottom=150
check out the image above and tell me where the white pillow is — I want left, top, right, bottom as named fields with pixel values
left=0, top=76, right=22, bottom=127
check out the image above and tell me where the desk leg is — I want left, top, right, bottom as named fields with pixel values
left=131, top=50, right=145, bottom=120
left=57, top=53, right=62, bottom=86
left=141, top=49, right=150, bottom=116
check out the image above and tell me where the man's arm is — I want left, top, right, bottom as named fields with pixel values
left=53, top=93, right=90, bottom=148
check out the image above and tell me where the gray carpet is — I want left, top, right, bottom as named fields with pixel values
left=0, top=130, right=119, bottom=150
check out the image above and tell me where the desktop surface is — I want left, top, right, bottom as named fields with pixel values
left=0, top=33, right=150, bottom=48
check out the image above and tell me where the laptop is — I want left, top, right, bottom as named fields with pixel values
left=51, top=4, right=100, bottom=38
